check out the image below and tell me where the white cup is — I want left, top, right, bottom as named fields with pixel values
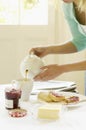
left=12, top=78, right=33, bottom=101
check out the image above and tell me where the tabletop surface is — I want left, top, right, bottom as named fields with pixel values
left=0, top=81, right=86, bottom=130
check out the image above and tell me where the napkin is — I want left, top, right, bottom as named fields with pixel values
left=31, top=80, right=77, bottom=95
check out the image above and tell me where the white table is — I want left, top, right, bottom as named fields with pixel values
left=0, top=82, right=86, bottom=130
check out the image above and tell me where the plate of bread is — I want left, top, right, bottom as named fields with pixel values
left=37, top=91, right=86, bottom=107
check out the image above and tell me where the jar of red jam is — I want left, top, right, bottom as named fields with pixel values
left=5, top=88, right=21, bottom=110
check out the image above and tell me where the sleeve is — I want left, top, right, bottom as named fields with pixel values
left=62, top=2, right=86, bottom=51
left=72, top=37, right=86, bottom=51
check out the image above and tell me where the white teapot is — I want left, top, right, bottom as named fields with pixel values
left=20, top=54, right=44, bottom=79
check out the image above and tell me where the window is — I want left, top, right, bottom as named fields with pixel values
left=0, top=0, right=48, bottom=25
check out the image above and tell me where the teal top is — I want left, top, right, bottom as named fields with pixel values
left=62, top=2, right=86, bottom=51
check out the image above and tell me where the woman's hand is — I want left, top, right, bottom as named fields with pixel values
left=29, top=46, right=50, bottom=58
left=34, top=64, right=64, bottom=81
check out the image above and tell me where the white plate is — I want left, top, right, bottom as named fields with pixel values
left=37, top=91, right=86, bottom=108
left=54, top=91, right=86, bottom=107
left=33, top=81, right=76, bottom=91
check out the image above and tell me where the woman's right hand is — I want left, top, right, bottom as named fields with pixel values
left=29, top=46, right=49, bottom=58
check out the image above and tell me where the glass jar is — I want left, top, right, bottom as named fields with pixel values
left=5, top=88, right=21, bottom=110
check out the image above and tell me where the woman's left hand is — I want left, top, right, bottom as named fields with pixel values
left=33, top=64, right=64, bottom=81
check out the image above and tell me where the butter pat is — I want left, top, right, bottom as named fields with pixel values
left=38, top=104, right=62, bottom=120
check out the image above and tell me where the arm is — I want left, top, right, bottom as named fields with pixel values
left=47, top=41, right=77, bottom=54
left=62, top=60, right=86, bottom=72
left=34, top=60, right=86, bottom=81
left=29, top=41, right=77, bottom=57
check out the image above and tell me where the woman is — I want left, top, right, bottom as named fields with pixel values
left=29, top=0, right=86, bottom=81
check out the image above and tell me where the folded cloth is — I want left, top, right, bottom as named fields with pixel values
left=31, top=86, right=77, bottom=95
left=60, top=86, right=77, bottom=92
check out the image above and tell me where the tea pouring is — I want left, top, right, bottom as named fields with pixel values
left=20, top=54, right=44, bottom=79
